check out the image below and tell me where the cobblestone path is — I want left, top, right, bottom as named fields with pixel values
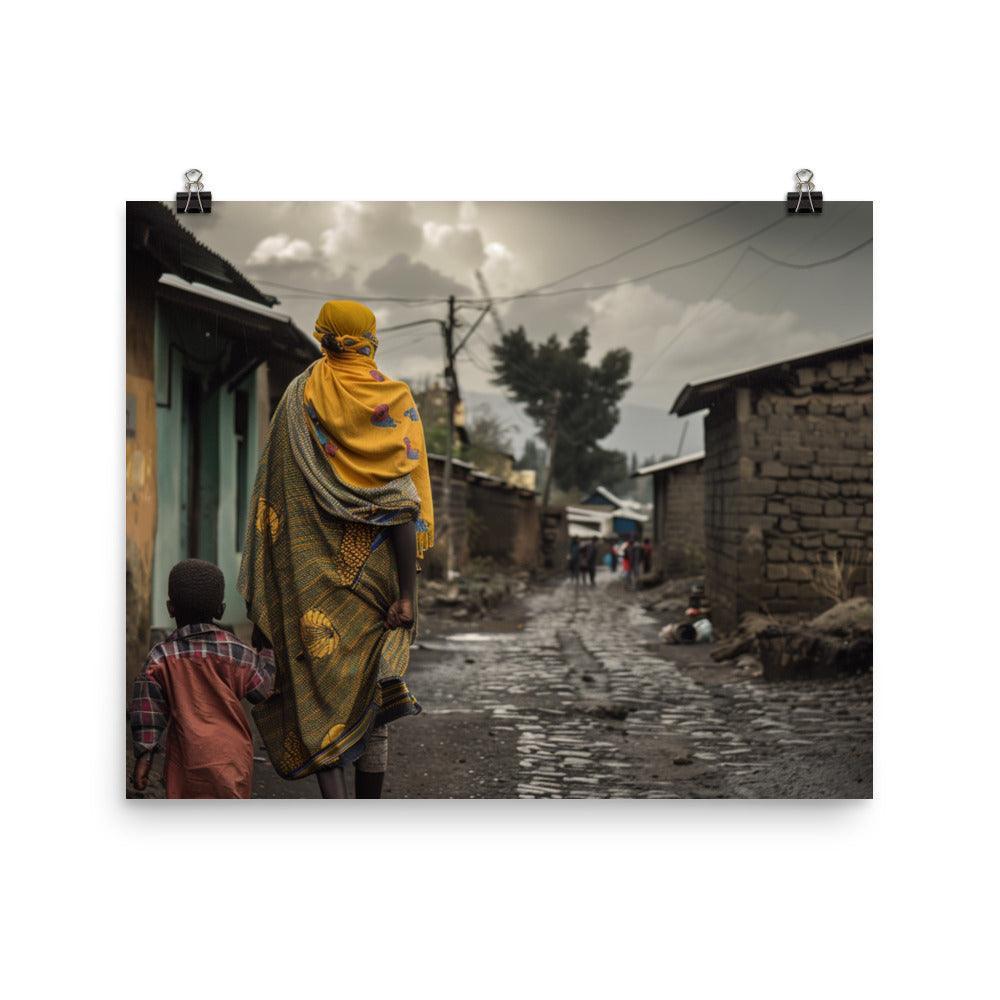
left=388, top=570, right=873, bottom=799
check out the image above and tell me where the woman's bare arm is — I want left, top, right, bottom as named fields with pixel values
left=386, top=520, right=416, bottom=627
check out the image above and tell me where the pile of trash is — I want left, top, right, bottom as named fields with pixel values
left=658, top=583, right=714, bottom=645
left=711, top=597, right=873, bottom=680
left=639, top=577, right=703, bottom=616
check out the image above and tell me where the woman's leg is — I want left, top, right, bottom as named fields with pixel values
left=354, top=725, right=388, bottom=799
left=316, top=765, right=348, bottom=798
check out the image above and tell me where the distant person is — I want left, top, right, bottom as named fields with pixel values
left=569, top=537, right=581, bottom=584
left=586, top=538, right=598, bottom=585
left=627, top=534, right=640, bottom=590
left=609, top=542, right=619, bottom=574
left=130, top=559, right=275, bottom=798
left=642, top=537, right=653, bottom=574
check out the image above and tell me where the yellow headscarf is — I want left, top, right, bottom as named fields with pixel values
left=303, top=301, right=434, bottom=557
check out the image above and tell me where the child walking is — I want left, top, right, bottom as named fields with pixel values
left=130, top=559, right=275, bottom=799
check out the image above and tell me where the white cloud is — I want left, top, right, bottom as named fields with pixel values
left=480, top=241, right=523, bottom=298
left=379, top=351, right=442, bottom=387
left=318, top=202, right=423, bottom=276
left=582, top=283, right=833, bottom=407
left=419, top=221, right=486, bottom=280
left=246, top=233, right=314, bottom=266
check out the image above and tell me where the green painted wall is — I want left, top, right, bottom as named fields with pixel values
left=151, top=303, right=261, bottom=632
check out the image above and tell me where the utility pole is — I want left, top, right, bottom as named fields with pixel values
left=536, top=388, right=562, bottom=570
left=441, top=294, right=457, bottom=580
left=540, top=388, right=561, bottom=512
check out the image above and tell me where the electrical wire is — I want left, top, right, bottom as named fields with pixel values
left=746, top=237, right=872, bottom=269
left=631, top=247, right=753, bottom=386
left=248, top=203, right=744, bottom=310
left=495, top=201, right=740, bottom=299
left=251, top=277, right=454, bottom=305
left=633, top=206, right=868, bottom=386
left=378, top=317, right=445, bottom=334
left=459, top=215, right=788, bottom=305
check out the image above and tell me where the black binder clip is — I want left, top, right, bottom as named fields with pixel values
left=176, top=169, right=212, bottom=214
left=786, top=168, right=822, bottom=214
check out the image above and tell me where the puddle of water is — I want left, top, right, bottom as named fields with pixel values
left=446, top=633, right=499, bottom=643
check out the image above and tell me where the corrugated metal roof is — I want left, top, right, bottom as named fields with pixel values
left=427, top=453, right=475, bottom=470
left=156, top=273, right=317, bottom=363
left=632, top=450, right=706, bottom=477
left=128, top=201, right=277, bottom=307
left=671, top=334, right=873, bottom=416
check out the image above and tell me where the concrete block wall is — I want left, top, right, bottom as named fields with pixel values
left=704, top=392, right=743, bottom=631
left=654, top=460, right=705, bottom=577
left=704, top=347, right=873, bottom=632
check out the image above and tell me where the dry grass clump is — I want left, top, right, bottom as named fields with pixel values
left=811, top=545, right=870, bottom=603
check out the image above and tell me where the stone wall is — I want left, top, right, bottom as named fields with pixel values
left=704, top=346, right=873, bottom=632
left=653, top=459, right=705, bottom=577
left=468, top=481, right=540, bottom=568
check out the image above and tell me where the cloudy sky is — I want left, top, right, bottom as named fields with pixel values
left=180, top=201, right=872, bottom=460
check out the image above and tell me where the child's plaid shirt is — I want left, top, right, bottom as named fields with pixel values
left=130, top=623, right=275, bottom=756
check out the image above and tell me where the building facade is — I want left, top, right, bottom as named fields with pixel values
left=467, top=471, right=540, bottom=567
left=574, top=486, right=650, bottom=538
left=672, top=337, right=873, bottom=633
left=633, top=452, right=706, bottom=578
left=126, top=203, right=316, bottom=683
left=425, top=454, right=473, bottom=578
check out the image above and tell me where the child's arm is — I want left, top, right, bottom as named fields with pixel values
left=129, top=649, right=170, bottom=790
left=385, top=520, right=416, bottom=629
left=243, top=646, right=276, bottom=704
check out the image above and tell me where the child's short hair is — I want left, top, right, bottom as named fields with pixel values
left=168, top=559, right=225, bottom=622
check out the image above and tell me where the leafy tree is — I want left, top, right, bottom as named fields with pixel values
left=462, top=403, right=514, bottom=477
left=410, top=378, right=451, bottom=455
left=490, top=326, right=631, bottom=506
left=515, top=438, right=544, bottom=473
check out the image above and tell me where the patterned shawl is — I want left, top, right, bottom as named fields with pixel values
left=304, top=300, right=434, bottom=557
left=237, top=370, right=421, bottom=779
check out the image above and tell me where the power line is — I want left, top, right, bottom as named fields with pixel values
left=453, top=217, right=870, bottom=397
left=377, top=329, right=439, bottom=352
left=633, top=246, right=753, bottom=386
left=249, top=203, right=744, bottom=310
left=378, top=317, right=445, bottom=334
left=461, top=215, right=789, bottom=304
left=251, top=277, right=454, bottom=305
left=501, top=202, right=740, bottom=299
left=746, top=237, right=872, bottom=269
left=445, top=215, right=792, bottom=381
left=633, top=207, right=867, bottom=385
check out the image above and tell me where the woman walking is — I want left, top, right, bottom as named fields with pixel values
left=239, top=301, right=433, bottom=798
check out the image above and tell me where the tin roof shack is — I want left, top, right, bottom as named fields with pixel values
left=467, top=471, right=541, bottom=569
left=576, top=486, right=650, bottom=537
left=126, top=202, right=317, bottom=683
left=425, top=454, right=473, bottom=579
left=672, top=337, right=873, bottom=633
left=633, top=452, right=706, bottom=578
